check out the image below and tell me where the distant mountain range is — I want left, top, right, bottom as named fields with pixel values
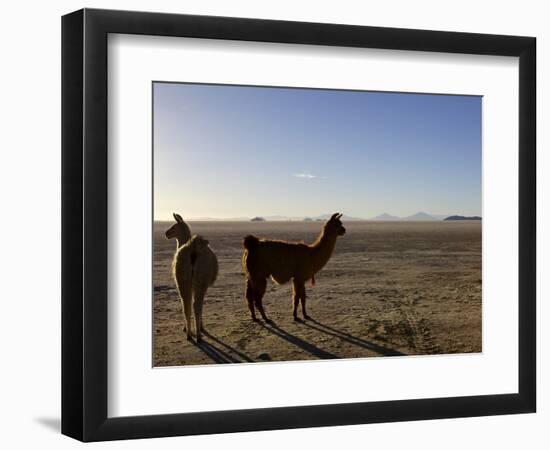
left=405, top=211, right=436, bottom=221
left=371, top=212, right=452, bottom=221
left=307, top=213, right=364, bottom=221
left=249, top=212, right=479, bottom=222
left=160, top=212, right=480, bottom=222
left=444, top=215, right=482, bottom=221
left=252, top=213, right=364, bottom=222
left=371, top=213, right=400, bottom=221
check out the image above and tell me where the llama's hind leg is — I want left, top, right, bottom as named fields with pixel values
left=292, top=280, right=306, bottom=321
left=300, top=287, right=310, bottom=320
left=253, top=278, right=269, bottom=322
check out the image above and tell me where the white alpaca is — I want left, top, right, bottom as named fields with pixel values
left=165, top=213, right=218, bottom=342
left=165, top=213, right=191, bottom=248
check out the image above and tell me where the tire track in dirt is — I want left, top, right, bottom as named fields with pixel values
left=402, top=297, right=440, bottom=355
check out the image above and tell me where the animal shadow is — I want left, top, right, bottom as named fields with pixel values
left=192, top=330, right=254, bottom=364
left=191, top=339, right=238, bottom=364
left=259, top=321, right=338, bottom=360
left=301, top=318, right=405, bottom=357
left=203, top=330, right=254, bottom=362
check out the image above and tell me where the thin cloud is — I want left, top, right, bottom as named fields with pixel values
left=293, top=172, right=317, bottom=179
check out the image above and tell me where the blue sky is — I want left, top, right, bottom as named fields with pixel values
left=153, top=82, right=481, bottom=220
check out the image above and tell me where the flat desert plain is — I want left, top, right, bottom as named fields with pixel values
left=153, top=221, right=481, bottom=366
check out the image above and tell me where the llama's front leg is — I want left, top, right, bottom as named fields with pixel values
left=245, top=279, right=258, bottom=321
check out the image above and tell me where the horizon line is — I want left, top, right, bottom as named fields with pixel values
left=154, top=212, right=482, bottom=222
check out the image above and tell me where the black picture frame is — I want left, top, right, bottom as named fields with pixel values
left=62, top=8, right=536, bottom=442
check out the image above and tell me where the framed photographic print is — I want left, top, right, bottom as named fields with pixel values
left=61, top=8, right=536, bottom=442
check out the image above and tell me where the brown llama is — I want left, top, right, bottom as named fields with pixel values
left=242, top=212, right=346, bottom=322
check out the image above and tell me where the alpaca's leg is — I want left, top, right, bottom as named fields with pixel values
left=292, top=279, right=304, bottom=321
left=176, top=270, right=193, bottom=340
left=245, top=279, right=258, bottom=321
left=253, top=278, right=269, bottom=322
left=181, top=298, right=193, bottom=341
left=193, top=288, right=206, bottom=343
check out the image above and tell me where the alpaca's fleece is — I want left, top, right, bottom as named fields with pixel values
left=172, top=236, right=218, bottom=291
left=172, top=235, right=218, bottom=341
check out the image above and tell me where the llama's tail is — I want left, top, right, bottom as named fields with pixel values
left=243, top=235, right=260, bottom=251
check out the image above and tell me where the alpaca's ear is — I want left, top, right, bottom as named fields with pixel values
left=337, top=213, right=343, bottom=219
left=330, top=213, right=341, bottom=220
left=173, top=213, right=184, bottom=223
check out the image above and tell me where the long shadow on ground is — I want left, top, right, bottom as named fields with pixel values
left=191, top=330, right=255, bottom=363
left=259, top=321, right=338, bottom=360
left=203, top=330, right=254, bottom=362
left=300, top=318, right=405, bottom=357
left=191, top=318, right=402, bottom=364
left=191, top=339, right=241, bottom=364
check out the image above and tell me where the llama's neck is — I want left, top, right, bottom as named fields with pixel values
left=175, top=236, right=188, bottom=249
left=310, top=229, right=338, bottom=273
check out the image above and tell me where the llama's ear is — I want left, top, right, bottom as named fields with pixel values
left=337, top=213, right=343, bottom=219
left=173, top=213, right=184, bottom=223
left=330, top=213, right=340, bottom=220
